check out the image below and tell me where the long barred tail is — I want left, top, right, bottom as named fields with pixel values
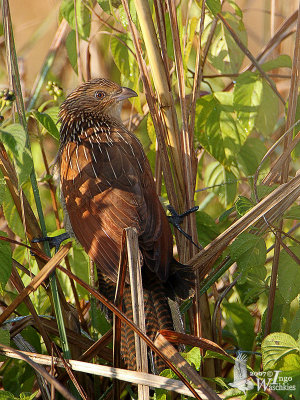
left=97, top=270, right=174, bottom=372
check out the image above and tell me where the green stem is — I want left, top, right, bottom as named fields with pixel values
left=1, top=0, right=71, bottom=359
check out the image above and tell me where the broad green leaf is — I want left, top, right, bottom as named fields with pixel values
left=0, top=233, right=12, bottom=294
left=204, top=350, right=233, bottom=364
left=0, top=175, right=6, bottom=205
left=261, top=54, right=292, bottom=72
left=262, top=333, right=300, bottom=371
left=181, top=347, right=202, bottom=371
left=223, top=302, right=255, bottom=351
left=235, top=195, right=254, bottom=217
left=196, top=211, right=220, bottom=247
left=278, top=246, right=300, bottom=303
left=234, top=71, right=263, bottom=135
left=110, top=35, right=138, bottom=83
left=237, top=137, right=267, bottom=176
left=0, top=124, right=33, bottom=186
left=3, top=186, right=24, bottom=239
left=284, top=206, right=300, bottom=220
left=195, top=93, right=247, bottom=167
left=255, top=79, right=279, bottom=136
left=204, top=161, right=237, bottom=206
left=290, top=307, right=300, bottom=341
left=118, top=0, right=137, bottom=28
left=230, top=232, right=266, bottom=274
left=97, top=0, right=110, bottom=13
left=60, top=0, right=91, bottom=40
left=208, top=11, right=247, bottom=74
left=66, top=30, right=78, bottom=73
left=206, top=0, right=221, bottom=15
left=184, top=17, right=199, bottom=68
left=32, top=110, right=59, bottom=141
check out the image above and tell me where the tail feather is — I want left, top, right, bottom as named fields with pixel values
left=165, top=259, right=195, bottom=300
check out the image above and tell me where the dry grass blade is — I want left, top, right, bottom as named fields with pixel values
left=126, top=227, right=149, bottom=399
left=154, top=333, right=221, bottom=400
left=0, top=344, right=76, bottom=400
left=55, top=263, right=202, bottom=399
left=0, top=346, right=221, bottom=399
left=189, top=173, right=300, bottom=277
left=0, top=243, right=71, bottom=325
left=158, top=330, right=233, bottom=360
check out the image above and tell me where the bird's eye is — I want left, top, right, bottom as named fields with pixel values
left=94, top=91, right=106, bottom=99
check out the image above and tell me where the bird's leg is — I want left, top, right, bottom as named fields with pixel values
left=32, top=232, right=70, bottom=253
left=167, top=205, right=202, bottom=249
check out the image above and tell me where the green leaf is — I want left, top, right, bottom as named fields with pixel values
left=0, top=233, right=12, bottom=294
left=261, top=54, right=292, bottom=72
left=204, top=161, right=237, bottom=206
left=208, top=11, right=247, bottom=74
left=223, top=302, right=255, bottom=351
left=97, top=0, right=110, bottom=13
left=204, top=350, right=233, bottom=364
left=235, top=196, right=254, bottom=217
left=230, top=232, right=266, bottom=274
left=278, top=246, right=300, bottom=303
left=110, top=35, right=138, bottom=83
left=255, top=79, right=279, bottom=136
left=32, top=110, right=59, bottom=141
left=0, top=124, right=33, bottom=187
left=66, top=30, right=78, bottom=74
left=181, top=347, right=202, bottom=371
left=196, top=211, right=220, bottom=247
left=237, top=137, right=267, bottom=176
left=284, top=206, right=300, bottom=220
left=60, top=0, right=91, bottom=40
left=206, top=0, right=221, bottom=15
left=234, top=71, right=263, bottom=135
left=262, top=332, right=300, bottom=371
left=195, top=93, right=247, bottom=167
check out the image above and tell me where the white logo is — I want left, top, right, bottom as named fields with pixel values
left=229, top=352, right=254, bottom=394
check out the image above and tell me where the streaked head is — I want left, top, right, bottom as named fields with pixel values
left=59, top=78, right=137, bottom=121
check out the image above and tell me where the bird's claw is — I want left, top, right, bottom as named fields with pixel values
left=167, top=205, right=202, bottom=249
left=32, top=232, right=70, bottom=253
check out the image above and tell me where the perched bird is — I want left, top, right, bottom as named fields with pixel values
left=57, top=78, right=194, bottom=370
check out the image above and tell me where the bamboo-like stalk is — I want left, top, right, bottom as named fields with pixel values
left=264, top=2, right=300, bottom=337
left=133, top=0, right=186, bottom=210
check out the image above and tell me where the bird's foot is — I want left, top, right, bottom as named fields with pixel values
left=167, top=205, right=202, bottom=249
left=32, top=232, right=70, bottom=253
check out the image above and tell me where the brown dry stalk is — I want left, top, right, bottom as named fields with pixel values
left=188, top=173, right=300, bottom=277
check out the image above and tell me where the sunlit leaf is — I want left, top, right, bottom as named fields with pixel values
left=60, top=0, right=91, bottom=40
left=255, top=79, right=279, bottom=136
left=234, top=71, right=263, bottom=135
left=208, top=11, right=247, bottom=74
left=261, top=54, right=292, bottom=72
left=32, top=110, right=59, bottom=141
left=204, top=161, right=237, bottom=206
left=0, top=124, right=33, bottom=186
left=66, top=30, right=78, bottom=74
left=262, top=333, right=300, bottom=371
left=278, top=246, right=300, bottom=303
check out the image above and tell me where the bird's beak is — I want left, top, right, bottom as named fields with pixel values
left=113, top=87, right=137, bottom=102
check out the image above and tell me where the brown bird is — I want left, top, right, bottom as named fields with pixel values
left=58, top=78, right=194, bottom=371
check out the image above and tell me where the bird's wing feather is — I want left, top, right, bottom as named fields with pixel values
left=60, top=124, right=172, bottom=283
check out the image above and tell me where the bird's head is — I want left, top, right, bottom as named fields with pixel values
left=59, top=78, right=137, bottom=122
